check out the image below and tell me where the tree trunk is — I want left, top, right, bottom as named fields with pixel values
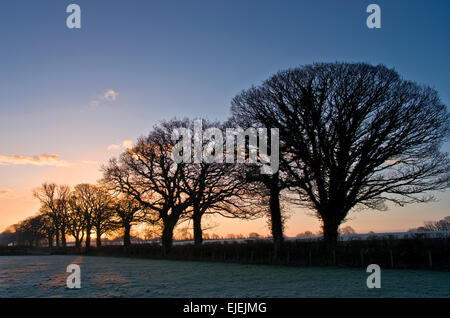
left=161, top=220, right=176, bottom=256
left=85, top=226, right=91, bottom=253
left=322, top=216, right=340, bottom=247
left=48, top=235, right=53, bottom=248
left=75, top=236, right=81, bottom=249
left=269, top=183, right=284, bottom=259
left=96, top=231, right=102, bottom=247
left=55, top=229, right=60, bottom=248
left=193, top=212, right=203, bottom=246
left=123, top=224, right=131, bottom=250
left=61, top=229, right=67, bottom=249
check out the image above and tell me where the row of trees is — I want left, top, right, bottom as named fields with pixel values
left=409, top=216, right=450, bottom=232
left=2, top=62, right=449, bottom=258
left=101, top=119, right=266, bottom=254
left=101, top=63, right=450, bottom=256
left=18, top=183, right=146, bottom=251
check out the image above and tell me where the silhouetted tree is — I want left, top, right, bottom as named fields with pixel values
left=33, top=183, right=70, bottom=249
left=174, top=119, right=263, bottom=246
left=67, top=193, right=87, bottom=249
left=231, top=62, right=450, bottom=245
left=229, top=112, right=292, bottom=258
left=340, top=226, right=356, bottom=235
left=112, top=195, right=147, bottom=249
left=416, top=216, right=450, bottom=231
left=38, top=211, right=57, bottom=247
left=0, top=227, right=16, bottom=246
left=12, top=214, right=46, bottom=246
left=102, top=122, right=191, bottom=255
left=90, top=186, right=115, bottom=247
left=72, top=184, right=97, bottom=252
left=296, top=231, right=314, bottom=237
left=431, top=216, right=450, bottom=231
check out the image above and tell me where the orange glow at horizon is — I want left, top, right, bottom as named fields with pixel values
left=1, top=146, right=449, bottom=237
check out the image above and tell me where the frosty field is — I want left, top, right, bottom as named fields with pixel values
left=0, top=255, right=449, bottom=298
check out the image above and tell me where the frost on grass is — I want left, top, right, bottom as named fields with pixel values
left=0, top=255, right=449, bottom=297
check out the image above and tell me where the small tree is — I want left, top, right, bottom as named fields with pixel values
left=340, top=226, right=356, bottom=235
left=112, top=195, right=147, bottom=249
left=90, top=186, right=115, bottom=247
left=423, top=216, right=450, bottom=231
left=67, top=193, right=87, bottom=249
left=296, top=231, right=314, bottom=237
left=72, top=183, right=104, bottom=252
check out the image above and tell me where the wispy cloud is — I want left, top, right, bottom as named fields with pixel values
left=103, top=89, right=119, bottom=101
left=0, top=189, right=11, bottom=196
left=107, top=139, right=134, bottom=151
left=0, top=154, right=70, bottom=167
left=86, top=89, right=119, bottom=111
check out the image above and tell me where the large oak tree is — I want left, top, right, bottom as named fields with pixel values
left=231, top=62, right=450, bottom=245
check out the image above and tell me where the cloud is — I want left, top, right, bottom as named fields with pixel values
left=85, top=89, right=119, bottom=111
left=103, top=89, right=119, bottom=101
left=0, top=154, right=70, bottom=167
left=0, top=189, right=10, bottom=196
left=107, top=139, right=134, bottom=151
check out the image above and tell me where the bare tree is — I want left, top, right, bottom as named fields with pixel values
left=12, top=214, right=47, bottom=247
left=102, top=122, right=191, bottom=254
left=340, top=226, right=356, bottom=235
left=90, top=186, right=115, bottom=247
left=142, top=221, right=163, bottom=241
left=112, top=195, right=147, bottom=249
left=33, top=183, right=70, bottom=249
left=0, top=227, right=16, bottom=246
left=174, top=119, right=263, bottom=246
left=231, top=62, right=450, bottom=245
left=296, top=231, right=314, bottom=237
left=39, top=211, right=57, bottom=248
left=228, top=114, right=294, bottom=258
left=67, top=193, right=87, bottom=249
left=72, top=184, right=97, bottom=252
left=422, top=216, right=450, bottom=231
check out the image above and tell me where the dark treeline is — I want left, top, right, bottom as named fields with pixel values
left=1, top=62, right=450, bottom=260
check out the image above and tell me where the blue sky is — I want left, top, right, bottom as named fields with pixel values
left=0, top=0, right=449, bottom=235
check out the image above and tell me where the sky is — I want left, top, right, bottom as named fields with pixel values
left=0, top=0, right=449, bottom=236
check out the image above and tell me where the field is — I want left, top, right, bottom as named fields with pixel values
left=0, top=255, right=449, bottom=297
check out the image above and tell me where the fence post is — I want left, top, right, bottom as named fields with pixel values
left=428, top=249, right=433, bottom=269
